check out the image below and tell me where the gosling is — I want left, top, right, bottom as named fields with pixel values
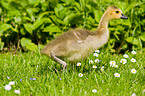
left=41, top=5, right=128, bottom=68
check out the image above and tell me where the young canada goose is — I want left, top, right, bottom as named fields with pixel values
left=41, top=5, right=128, bottom=68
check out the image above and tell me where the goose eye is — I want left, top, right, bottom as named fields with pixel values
left=116, top=11, right=119, bottom=13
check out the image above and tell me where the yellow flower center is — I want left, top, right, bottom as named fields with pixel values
left=93, top=65, right=97, bottom=68
left=101, top=69, right=104, bottom=71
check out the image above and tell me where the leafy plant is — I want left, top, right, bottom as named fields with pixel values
left=0, top=0, right=145, bottom=53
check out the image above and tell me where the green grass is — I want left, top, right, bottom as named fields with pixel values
left=0, top=51, right=145, bottom=96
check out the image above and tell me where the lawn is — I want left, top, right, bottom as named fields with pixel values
left=0, top=50, right=144, bottom=96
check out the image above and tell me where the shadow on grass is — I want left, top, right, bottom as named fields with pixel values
left=36, top=58, right=107, bottom=76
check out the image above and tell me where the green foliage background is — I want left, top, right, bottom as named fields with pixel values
left=0, top=0, right=145, bottom=53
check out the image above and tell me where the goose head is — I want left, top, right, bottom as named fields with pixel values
left=106, top=5, right=128, bottom=21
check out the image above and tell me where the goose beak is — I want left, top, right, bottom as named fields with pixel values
left=121, top=13, right=128, bottom=19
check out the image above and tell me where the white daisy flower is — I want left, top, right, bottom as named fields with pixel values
left=92, top=89, right=97, bottom=93
left=4, top=85, right=11, bottom=91
left=123, top=54, right=129, bottom=58
left=100, top=68, right=104, bottom=71
left=89, top=60, right=94, bottom=64
left=131, top=58, right=136, bottom=62
left=131, top=51, right=137, bottom=55
left=14, top=90, right=20, bottom=94
left=95, top=59, right=100, bottom=63
left=9, top=81, right=15, bottom=85
left=114, top=65, right=118, bottom=68
left=76, top=62, right=81, bottom=66
left=110, top=61, right=116, bottom=66
left=33, top=78, right=36, bottom=80
left=131, top=69, right=137, bottom=74
left=114, top=73, right=120, bottom=77
left=95, top=50, right=100, bottom=53
left=93, top=53, right=99, bottom=57
left=131, top=93, right=136, bottom=96
left=93, top=65, right=97, bottom=68
left=101, top=66, right=104, bottom=68
left=78, top=73, right=83, bottom=77
left=7, top=76, right=10, bottom=79
left=120, top=59, right=127, bottom=64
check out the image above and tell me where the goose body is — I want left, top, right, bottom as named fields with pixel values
left=41, top=5, right=128, bottom=67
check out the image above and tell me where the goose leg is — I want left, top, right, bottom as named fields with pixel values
left=50, top=51, right=67, bottom=69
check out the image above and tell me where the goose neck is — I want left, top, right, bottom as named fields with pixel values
left=98, top=12, right=109, bottom=29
